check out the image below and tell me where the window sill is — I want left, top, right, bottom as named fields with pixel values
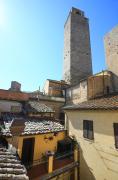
left=83, top=138, right=94, bottom=143
left=110, top=146, right=118, bottom=151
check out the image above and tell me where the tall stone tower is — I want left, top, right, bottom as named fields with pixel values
left=63, top=7, right=93, bottom=86
left=104, top=25, right=118, bottom=91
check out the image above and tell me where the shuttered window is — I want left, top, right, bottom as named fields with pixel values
left=83, top=120, right=94, bottom=140
left=113, top=123, right=118, bottom=149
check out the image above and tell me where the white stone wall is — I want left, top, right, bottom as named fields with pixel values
left=43, top=80, right=50, bottom=95
left=66, top=80, right=87, bottom=104
left=0, top=100, right=22, bottom=113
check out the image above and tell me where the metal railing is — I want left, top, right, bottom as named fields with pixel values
left=54, top=151, right=73, bottom=160
left=24, top=151, right=74, bottom=169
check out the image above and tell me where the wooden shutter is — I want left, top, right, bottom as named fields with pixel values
left=83, top=120, right=88, bottom=138
left=88, top=121, right=94, bottom=140
left=113, top=123, right=118, bottom=149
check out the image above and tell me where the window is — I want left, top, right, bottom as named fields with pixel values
left=106, top=86, right=110, bottom=94
left=11, top=106, right=21, bottom=112
left=83, top=120, right=94, bottom=140
left=113, top=123, right=118, bottom=149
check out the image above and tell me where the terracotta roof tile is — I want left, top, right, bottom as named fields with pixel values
left=1, top=114, right=65, bottom=136
left=63, top=94, right=118, bottom=110
left=0, top=89, right=29, bottom=101
left=0, top=147, right=29, bottom=179
left=27, top=101, right=54, bottom=113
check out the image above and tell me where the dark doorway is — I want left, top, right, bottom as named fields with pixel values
left=59, top=112, right=65, bottom=125
left=57, top=138, right=72, bottom=154
left=21, top=138, right=35, bottom=166
left=0, top=136, right=8, bottom=149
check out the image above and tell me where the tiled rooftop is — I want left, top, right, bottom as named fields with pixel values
left=0, top=147, right=29, bottom=180
left=22, top=120, right=64, bottom=135
left=27, top=101, right=54, bottom=113
left=2, top=114, right=65, bottom=137
left=63, top=94, right=118, bottom=110
left=0, top=89, right=29, bottom=101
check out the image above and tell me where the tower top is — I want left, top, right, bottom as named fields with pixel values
left=71, top=7, right=85, bottom=16
left=64, top=7, right=86, bottom=27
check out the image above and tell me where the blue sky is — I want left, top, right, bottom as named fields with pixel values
left=0, top=0, right=118, bottom=91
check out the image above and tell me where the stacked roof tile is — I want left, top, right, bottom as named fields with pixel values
left=0, top=147, right=29, bottom=179
left=2, top=114, right=65, bottom=136
left=27, top=101, right=54, bottom=113
left=22, top=120, right=64, bottom=135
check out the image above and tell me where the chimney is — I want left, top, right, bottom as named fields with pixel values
left=10, top=118, right=25, bottom=148
left=10, top=81, right=21, bottom=91
left=10, top=118, right=25, bottom=136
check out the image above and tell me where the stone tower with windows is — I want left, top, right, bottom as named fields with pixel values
left=104, top=25, right=118, bottom=92
left=63, top=7, right=93, bottom=86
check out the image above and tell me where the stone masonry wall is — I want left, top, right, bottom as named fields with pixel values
left=104, top=25, right=118, bottom=92
left=88, top=71, right=114, bottom=99
left=39, top=99, right=65, bottom=120
left=66, top=80, right=87, bottom=104
left=63, top=7, right=92, bottom=86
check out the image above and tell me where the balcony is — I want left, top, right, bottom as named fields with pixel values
left=27, top=151, right=75, bottom=180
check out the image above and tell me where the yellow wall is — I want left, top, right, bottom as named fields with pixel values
left=65, top=110, right=118, bottom=180
left=18, top=131, right=65, bottom=163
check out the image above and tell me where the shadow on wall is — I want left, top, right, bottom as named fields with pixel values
left=69, top=112, right=116, bottom=136
left=112, top=73, right=118, bottom=92
left=80, top=147, right=96, bottom=180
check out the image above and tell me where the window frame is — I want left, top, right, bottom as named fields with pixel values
left=113, top=123, right=118, bottom=149
left=83, top=120, right=94, bottom=140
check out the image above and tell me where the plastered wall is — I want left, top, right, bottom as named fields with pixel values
left=65, top=110, right=118, bottom=180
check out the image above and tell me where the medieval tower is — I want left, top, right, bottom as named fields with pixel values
left=104, top=25, right=118, bottom=92
left=63, top=7, right=93, bottom=86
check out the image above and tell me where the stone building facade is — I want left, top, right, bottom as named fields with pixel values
left=43, top=79, right=69, bottom=97
left=87, top=70, right=114, bottom=99
left=63, top=7, right=93, bottom=86
left=10, top=81, right=21, bottom=91
left=104, top=25, right=118, bottom=92
left=63, top=96, right=118, bottom=180
left=66, top=79, right=87, bottom=105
